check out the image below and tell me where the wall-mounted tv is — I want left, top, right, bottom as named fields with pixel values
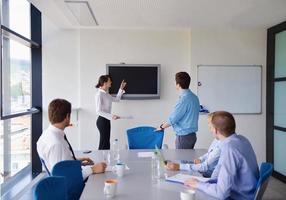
left=106, top=64, right=160, bottom=99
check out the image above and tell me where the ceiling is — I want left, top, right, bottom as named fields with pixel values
left=30, top=0, right=286, bottom=29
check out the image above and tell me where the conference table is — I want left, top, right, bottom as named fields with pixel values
left=79, top=149, right=217, bottom=200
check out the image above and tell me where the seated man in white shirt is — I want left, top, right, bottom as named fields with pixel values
left=37, top=99, right=106, bottom=179
left=166, top=113, right=221, bottom=177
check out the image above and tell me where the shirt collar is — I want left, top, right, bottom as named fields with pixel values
left=221, top=132, right=237, bottom=144
left=180, top=89, right=190, bottom=97
left=48, top=124, right=65, bottom=137
left=98, top=88, right=107, bottom=93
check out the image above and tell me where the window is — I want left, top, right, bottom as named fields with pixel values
left=2, top=38, right=32, bottom=116
left=267, top=21, right=286, bottom=183
left=0, top=0, right=42, bottom=194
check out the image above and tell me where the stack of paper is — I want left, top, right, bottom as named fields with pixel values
left=137, top=152, right=154, bottom=158
left=166, top=173, right=210, bottom=184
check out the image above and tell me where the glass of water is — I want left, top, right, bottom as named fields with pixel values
left=103, top=151, right=111, bottom=165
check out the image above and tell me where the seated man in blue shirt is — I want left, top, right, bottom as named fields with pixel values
left=185, top=111, right=259, bottom=200
left=166, top=113, right=221, bottom=177
left=157, top=72, right=200, bottom=149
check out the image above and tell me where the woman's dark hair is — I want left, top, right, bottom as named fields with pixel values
left=95, top=75, right=112, bottom=88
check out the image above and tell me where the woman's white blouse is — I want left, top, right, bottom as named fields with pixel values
left=95, top=88, right=124, bottom=120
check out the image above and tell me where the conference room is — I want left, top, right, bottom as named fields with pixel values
left=1, top=0, right=286, bottom=199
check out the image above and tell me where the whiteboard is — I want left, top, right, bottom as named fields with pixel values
left=197, top=65, right=262, bottom=114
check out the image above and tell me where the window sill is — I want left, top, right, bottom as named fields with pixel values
left=1, top=165, right=45, bottom=200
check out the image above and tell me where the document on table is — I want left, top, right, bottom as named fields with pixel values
left=105, top=165, right=130, bottom=172
left=137, top=152, right=155, bottom=158
left=165, top=173, right=210, bottom=184
left=119, top=115, right=134, bottom=119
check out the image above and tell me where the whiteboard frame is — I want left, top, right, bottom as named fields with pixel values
left=197, top=65, right=262, bottom=115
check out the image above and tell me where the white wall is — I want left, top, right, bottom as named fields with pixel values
left=42, top=16, right=80, bottom=148
left=190, top=29, right=267, bottom=163
left=42, top=24, right=267, bottom=163
left=79, top=29, right=191, bottom=150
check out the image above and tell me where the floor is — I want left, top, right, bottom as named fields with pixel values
left=263, top=177, right=286, bottom=200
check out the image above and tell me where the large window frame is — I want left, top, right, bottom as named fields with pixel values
left=266, top=20, right=286, bottom=183
left=0, top=1, right=42, bottom=196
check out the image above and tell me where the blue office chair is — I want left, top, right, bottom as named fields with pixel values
left=51, top=160, right=85, bottom=200
left=33, top=176, right=67, bottom=200
left=255, top=162, right=273, bottom=200
left=127, top=126, right=164, bottom=149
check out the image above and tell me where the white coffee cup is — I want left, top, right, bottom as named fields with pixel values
left=113, top=163, right=125, bottom=177
left=104, top=179, right=118, bottom=198
left=180, top=189, right=196, bottom=200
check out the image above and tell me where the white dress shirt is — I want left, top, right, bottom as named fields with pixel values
left=95, top=88, right=125, bottom=120
left=180, top=139, right=221, bottom=177
left=37, top=125, right=93, bottom=179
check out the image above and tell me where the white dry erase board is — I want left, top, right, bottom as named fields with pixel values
left=197, top=65, right=262, bottom=114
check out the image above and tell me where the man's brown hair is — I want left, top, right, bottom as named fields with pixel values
left=175, top=72, right=191, bottom=89
left=48, top=99, right=71, bottom=124
left=211, top=111, right=236, bottom=137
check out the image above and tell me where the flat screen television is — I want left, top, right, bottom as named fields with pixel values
left=106, top=64, right=160, bottom=99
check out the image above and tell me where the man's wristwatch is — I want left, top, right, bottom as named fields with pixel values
left=160, top=124, right=164, bottom=130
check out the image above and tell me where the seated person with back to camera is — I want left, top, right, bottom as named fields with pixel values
left=185, top=111, right=259, bottom=200
left=37, top=99, right=107, bottom=179
left=166, top=113, right=221, bottom=178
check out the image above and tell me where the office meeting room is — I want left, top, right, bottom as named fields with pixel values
left=1, top=0, right=286, bottom=200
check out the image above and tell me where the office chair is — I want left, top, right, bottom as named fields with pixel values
left=33, top=176, right=67, bottom=200
left=127, top=126, right=164, bottom=149
left=51, top=160, right=84, bottom=200
left=255, top=162, right=273, bottom=200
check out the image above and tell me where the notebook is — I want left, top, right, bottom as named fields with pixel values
left=165, top=173, right=210, bottom=184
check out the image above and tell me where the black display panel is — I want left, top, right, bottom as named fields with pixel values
left=107, top=64, right=160, bottom=99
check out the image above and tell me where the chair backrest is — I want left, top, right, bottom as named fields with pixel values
left=40, top=158, right=51, bottom=176
left=255, top=162, right=273, bottom=200
left=127, top=126, right=164, bottom=149
left=33, top=176, right=67, bottom=200
left=51, top=160, right=84, bottom=200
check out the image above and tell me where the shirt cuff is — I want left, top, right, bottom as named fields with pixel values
left=82, top=166, right=93, bottom=180
left=118, top=89, right=125, bottom=94
left=190, top=164, right=200, bottom=171
left=167, top=118, right=173, bottom=127
left=180, top=163, right=191, bottom=171
left=197, top=181, right=209, bottom=191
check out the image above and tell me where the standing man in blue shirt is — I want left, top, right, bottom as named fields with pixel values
left=157, top=72, right=200, bottom=149
left=185, top=111, right=259, bottom=200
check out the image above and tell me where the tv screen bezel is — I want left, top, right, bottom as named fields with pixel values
left=106, top=64, right=161, bottom=100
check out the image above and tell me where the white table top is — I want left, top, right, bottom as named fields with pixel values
left=79, top=149, right=217, bottom=200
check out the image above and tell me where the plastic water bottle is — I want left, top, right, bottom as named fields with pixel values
left=151, top=152, right=161, bottom=181
left=112, top=139, right=120, bottom=163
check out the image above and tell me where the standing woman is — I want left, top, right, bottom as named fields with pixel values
left=95, top=75, right=126, bottom=150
